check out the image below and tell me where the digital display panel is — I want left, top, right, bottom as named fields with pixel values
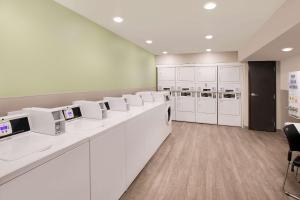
left=0, top=117, right=30, bottom=140
left=0, top=124, right=9, bottom=131
left=63, top=108, right=74, bottom=120
left=0, top=122, right=12, bottom=138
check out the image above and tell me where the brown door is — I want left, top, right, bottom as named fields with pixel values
left=249, top=61, right=276, bottom=132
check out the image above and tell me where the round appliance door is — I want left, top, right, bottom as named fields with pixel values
left=166, top=105, right=171, bottom=124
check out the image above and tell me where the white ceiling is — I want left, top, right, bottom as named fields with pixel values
left=246, top=23, right=300, bottom=61
left=55, top=0, right=286, bottom=55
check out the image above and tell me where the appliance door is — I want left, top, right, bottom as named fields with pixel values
left=197, top=93, right=216, bottom=114
left=176, top=95, right=195, bottom=112
left=158, top=67, right=176, bottom=81
left=177, top=67, right=195, bottom=82
left=218, top=66, right=241, bottom=83
left=196, top=67, right=217, bottom=83
left=166, top=105, right=172, bottom=124
left=218, top=96, right=240, bottom=117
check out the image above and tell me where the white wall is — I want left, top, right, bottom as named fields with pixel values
left=277, top=54, right=300, bottom=128
left=280, top=54, right=300, bottom=90
left=155, top=52, right=238, bottom=65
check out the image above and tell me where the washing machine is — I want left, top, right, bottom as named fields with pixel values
left=195, top=66, right=218, bottom=124
left=0, top=113, right=55, bottom=162
left=175, top=82, right=196, bottom=122
left=152, top=91, right=173, bottom=134
left=218, top=65, right=242, bottom=127
left=157, top=82, right=176, bottom=120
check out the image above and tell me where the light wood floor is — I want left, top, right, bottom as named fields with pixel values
left=121, top=122, right=300, bottom=200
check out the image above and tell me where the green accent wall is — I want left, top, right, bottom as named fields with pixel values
left=0, top=0, right=156, bottom=97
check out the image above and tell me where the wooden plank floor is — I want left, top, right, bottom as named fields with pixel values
left=121, top=122, right=300, bottom=200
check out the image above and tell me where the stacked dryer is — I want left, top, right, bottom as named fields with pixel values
left=175, top=67, right=196, bottom=122
left=156, top=64, right=243, bottom=127
left=157, top=66, right=176, bottom=119
left=195, top=66, right=218, bottom=124
left=218, top=65, right=242, bottom=126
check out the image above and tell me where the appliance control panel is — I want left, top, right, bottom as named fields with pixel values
left=0, top=121, right=12, bottom=137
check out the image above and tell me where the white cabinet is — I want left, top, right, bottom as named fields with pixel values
left=125, top=114, right=148, bottom=187
left=144, top=106, right=167, bottom=159
left=0, top=142, right=90, bottom=200
left=90, top=123, right=126, bottom=200
left=125, top=104, right=169, bottom=187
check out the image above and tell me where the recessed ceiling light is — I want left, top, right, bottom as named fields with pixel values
left=113, top=16, right=123, bottom=23
left=204, top=2, right=217, bottom=10
left=205, top=35, right=214, bottom=40
left=281, top=47, right=294, bottom=52
left=145, top=40, right=153, bottom=44
left=206, top=49, right=212, bottom=52
left=162, top=51, right=168, bottom=54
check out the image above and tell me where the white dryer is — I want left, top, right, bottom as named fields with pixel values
left=176, top=66, right=195, bottom=82
left=218, top=65, right=242, bottom=127
left=152, top=91, right=172, bottom=135
left=157, top=66, right=176, bottom=83
left=157, top=66, right=176, bottom=120
left=195, top=66, right=218, bottom=124
left=175, top=82, right=196, bottom=122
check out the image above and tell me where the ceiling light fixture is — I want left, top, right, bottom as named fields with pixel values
left=162, top=51, right=168, bottom=54
left=206, top=49, right=212, bottom=52
left=204, top=2, right=217, bottom=10
left=205, top=35, right=214, bottom=39
left=113, top=16, right=123, bottom=23
left=281, top=47, right=294, bottom=52
left=145, top=40, right=153, bottom=44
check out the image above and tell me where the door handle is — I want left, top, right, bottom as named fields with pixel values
left=251, top=93, right=259, bottom=97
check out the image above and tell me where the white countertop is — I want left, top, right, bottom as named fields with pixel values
left=0, top=102, right=164, bottom=185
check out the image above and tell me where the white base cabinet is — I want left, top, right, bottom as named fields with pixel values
left=125, top=104, right=170, bottom=188
left=90, top=123, right=126, bottom=200
left=0, top=142, right=90, bottom=200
